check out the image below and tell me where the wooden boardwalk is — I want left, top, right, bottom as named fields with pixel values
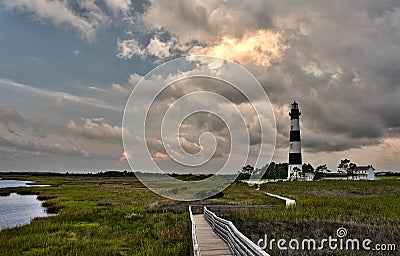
left=193, top=214, right=232, bottom=256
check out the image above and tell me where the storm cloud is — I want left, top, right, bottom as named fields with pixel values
left=127, top=0, right=400, bottom=170
left=1, top=0, right=400, bottom=171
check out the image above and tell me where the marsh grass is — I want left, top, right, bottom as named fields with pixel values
left=0, top=176, right=190, bottom=255
left=0, top=175, right=278, bottom=255
left=220, top=179, right=400, bottom=256
left=1, top=176, right=398, bottom=255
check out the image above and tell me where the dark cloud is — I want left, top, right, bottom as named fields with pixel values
left=0, top=106, right=26, bottom=126
left=141, top=0, right=274, bottom=42
left=0, top=134, right=89, bottom=158
left=2, top=0, right=400, bottom=171
left=0, top=106, right=124, bottom=169
left=238, top=1, right=400, bottom=154
left=178, top=113, right=231, bottom=158
left=301, top=129, right=382, bottom=153
left=140, top=76, right=268, bottom=163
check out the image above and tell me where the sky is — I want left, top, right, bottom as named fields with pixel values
left=0, top=0, right=399, bottom=173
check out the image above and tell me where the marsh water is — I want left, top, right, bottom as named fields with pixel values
left=0, top=179, right=51, bottom=230
left=0, top=179, right=35, bottom=188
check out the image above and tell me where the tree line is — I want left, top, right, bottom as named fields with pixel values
left=239, top=162, right=332, bottom=180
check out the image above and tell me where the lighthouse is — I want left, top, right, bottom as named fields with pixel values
left=288, top=101, right=302, bottom=180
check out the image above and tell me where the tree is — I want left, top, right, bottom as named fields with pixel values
left=291, top=166, right=302, bottom=180
left=302, top=163, right=314, bottom=173
left=338, top=159, right=351, bottom=173
left=238, top=164, right=255, bottom=180
left=347, top=163, right=357, bottom=178
left=315, top=164, right=330, bottom=179
left=261, top=162, right=288, bottom=180
left=266, top=162, right=278, bottom=180
left=315, top=164, right=329, bottom=174
left=338, top=159, right=357, bottom=178
left=277, top=163, right=288, bottom=179
left=267, top=162, right=276, bottom=180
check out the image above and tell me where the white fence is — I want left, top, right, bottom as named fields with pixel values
left=265, top=192, right=296, bottom=207
left=203, top=207, right=269, bottom=256
left=189, top=206, right=201, bottom=256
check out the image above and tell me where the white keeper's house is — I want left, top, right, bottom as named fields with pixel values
left=347, top=165, right=376, bottom=181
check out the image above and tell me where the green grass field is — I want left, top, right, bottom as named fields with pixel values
left=0, top=175, right=399, bottom=255
left=0, top=176, right=190, bottom=255
left=0, top=175, right=279, bottom=255
left=222, top=179, right=400, bottom=256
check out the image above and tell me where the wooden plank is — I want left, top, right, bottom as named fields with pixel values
left=193, top=214, right=232, bottom=256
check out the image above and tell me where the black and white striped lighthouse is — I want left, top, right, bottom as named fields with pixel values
left=288, top=101, right=302, bottom=180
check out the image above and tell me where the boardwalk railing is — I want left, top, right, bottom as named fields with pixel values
left=204, top=207, right=269, bottom=256
left=189, top=206, right=200, bottom=256
left=265, top=192, right=296, bottom=208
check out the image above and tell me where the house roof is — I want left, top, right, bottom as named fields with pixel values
left=357, top=165, right=375, bottom=171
